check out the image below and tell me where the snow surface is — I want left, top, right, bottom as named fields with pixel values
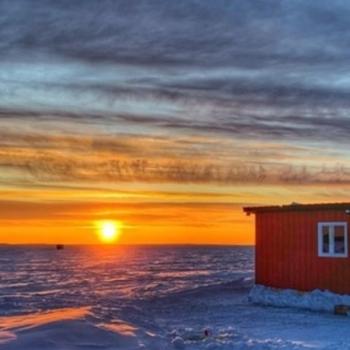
left=3, top=279, right=350, bottom=349
left=249, top=284, right=350, bottom=313
left=2, top=246, right=350, bottom=349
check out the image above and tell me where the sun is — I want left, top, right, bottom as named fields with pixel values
left=96, top=221, right=121, bottom=244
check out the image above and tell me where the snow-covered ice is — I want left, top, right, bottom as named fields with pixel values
left=2, top=246, right=350, bottom=349
left=249, top=284, right=350, bottom=313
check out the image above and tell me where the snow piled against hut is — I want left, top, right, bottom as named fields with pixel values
left=249, top=284, right=350, bottom=312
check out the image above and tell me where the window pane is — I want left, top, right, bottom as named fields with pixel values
left=322, top=226, right=330, bottom=254
left=334, top=225, right=345, bottom=254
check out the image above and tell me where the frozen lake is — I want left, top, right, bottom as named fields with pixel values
left=1, top=245, right=350, bottom=349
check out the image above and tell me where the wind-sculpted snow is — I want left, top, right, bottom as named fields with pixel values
left=2, top=246, right=350, bottom=349
left=249, top=284, right=350, bottom=312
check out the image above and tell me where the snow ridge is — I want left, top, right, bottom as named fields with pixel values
left=249, top=284, right=350, bottom=312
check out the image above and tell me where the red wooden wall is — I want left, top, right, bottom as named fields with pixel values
left=255, top=209, right=350, bottom=294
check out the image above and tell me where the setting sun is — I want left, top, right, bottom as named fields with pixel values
left=96, top=221, right=121, bottom=244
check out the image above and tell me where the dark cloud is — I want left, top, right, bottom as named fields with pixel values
left=1, top=0, right=350, bottom=67
left=1, top=105, right=350, bottom=145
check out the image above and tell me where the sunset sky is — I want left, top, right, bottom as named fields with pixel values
left=1, top=0, right=350, bottom=244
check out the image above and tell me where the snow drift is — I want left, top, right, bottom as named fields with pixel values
left=249, top=284, right=350, bottom=312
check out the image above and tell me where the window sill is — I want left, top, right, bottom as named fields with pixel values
left=318, top=254, right=348, bottom=258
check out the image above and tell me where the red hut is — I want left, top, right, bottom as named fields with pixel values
left=244, top=202, right=350, bottom=295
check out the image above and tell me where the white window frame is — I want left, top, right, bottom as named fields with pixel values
left=317, top=222, right=348, bottom=258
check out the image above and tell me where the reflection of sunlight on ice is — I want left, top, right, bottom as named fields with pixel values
left=0, top=330, right=16, bottom=344
left=0, top=307, right=91, bottom=332
left=0, top=308, right=147, bottom=349
left=100, top=320, right=137, bottom=337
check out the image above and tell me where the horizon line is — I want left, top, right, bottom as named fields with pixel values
left=0, top=243, right=255, bottom=247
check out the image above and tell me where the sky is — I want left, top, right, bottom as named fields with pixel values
left=1, top=0, right=350, bottom=244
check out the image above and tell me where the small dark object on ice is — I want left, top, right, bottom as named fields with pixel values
left=56, top=244, right=64, bottom=250
left=204, top=329, right=210, bottom=337
left=334, top=305, right=350, bottom=316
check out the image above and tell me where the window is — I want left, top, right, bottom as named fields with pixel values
left=318, top=222, right=348, bottom=257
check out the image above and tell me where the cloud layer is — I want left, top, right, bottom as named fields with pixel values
left=1, top=1, right=350, bottom=215
left=1, top=0, right=350, bottom=142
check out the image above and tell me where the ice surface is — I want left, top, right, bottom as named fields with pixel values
left=2, top=246, right=350, bottom=349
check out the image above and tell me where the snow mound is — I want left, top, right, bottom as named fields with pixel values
left=168, top=326, right=312, bottom=350
left=249, top=284, right=350, bottom=312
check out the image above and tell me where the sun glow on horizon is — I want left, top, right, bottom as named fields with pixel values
left=96, top=220, right=122, bottom=244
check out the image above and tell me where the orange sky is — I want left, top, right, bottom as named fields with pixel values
left=2, top=180, right=350, bottom=244
left=2, top=126, right=350, bottom=245
left=0, top=184, right=256, bottom=244
left=1, top=129, right=350, bottom=245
